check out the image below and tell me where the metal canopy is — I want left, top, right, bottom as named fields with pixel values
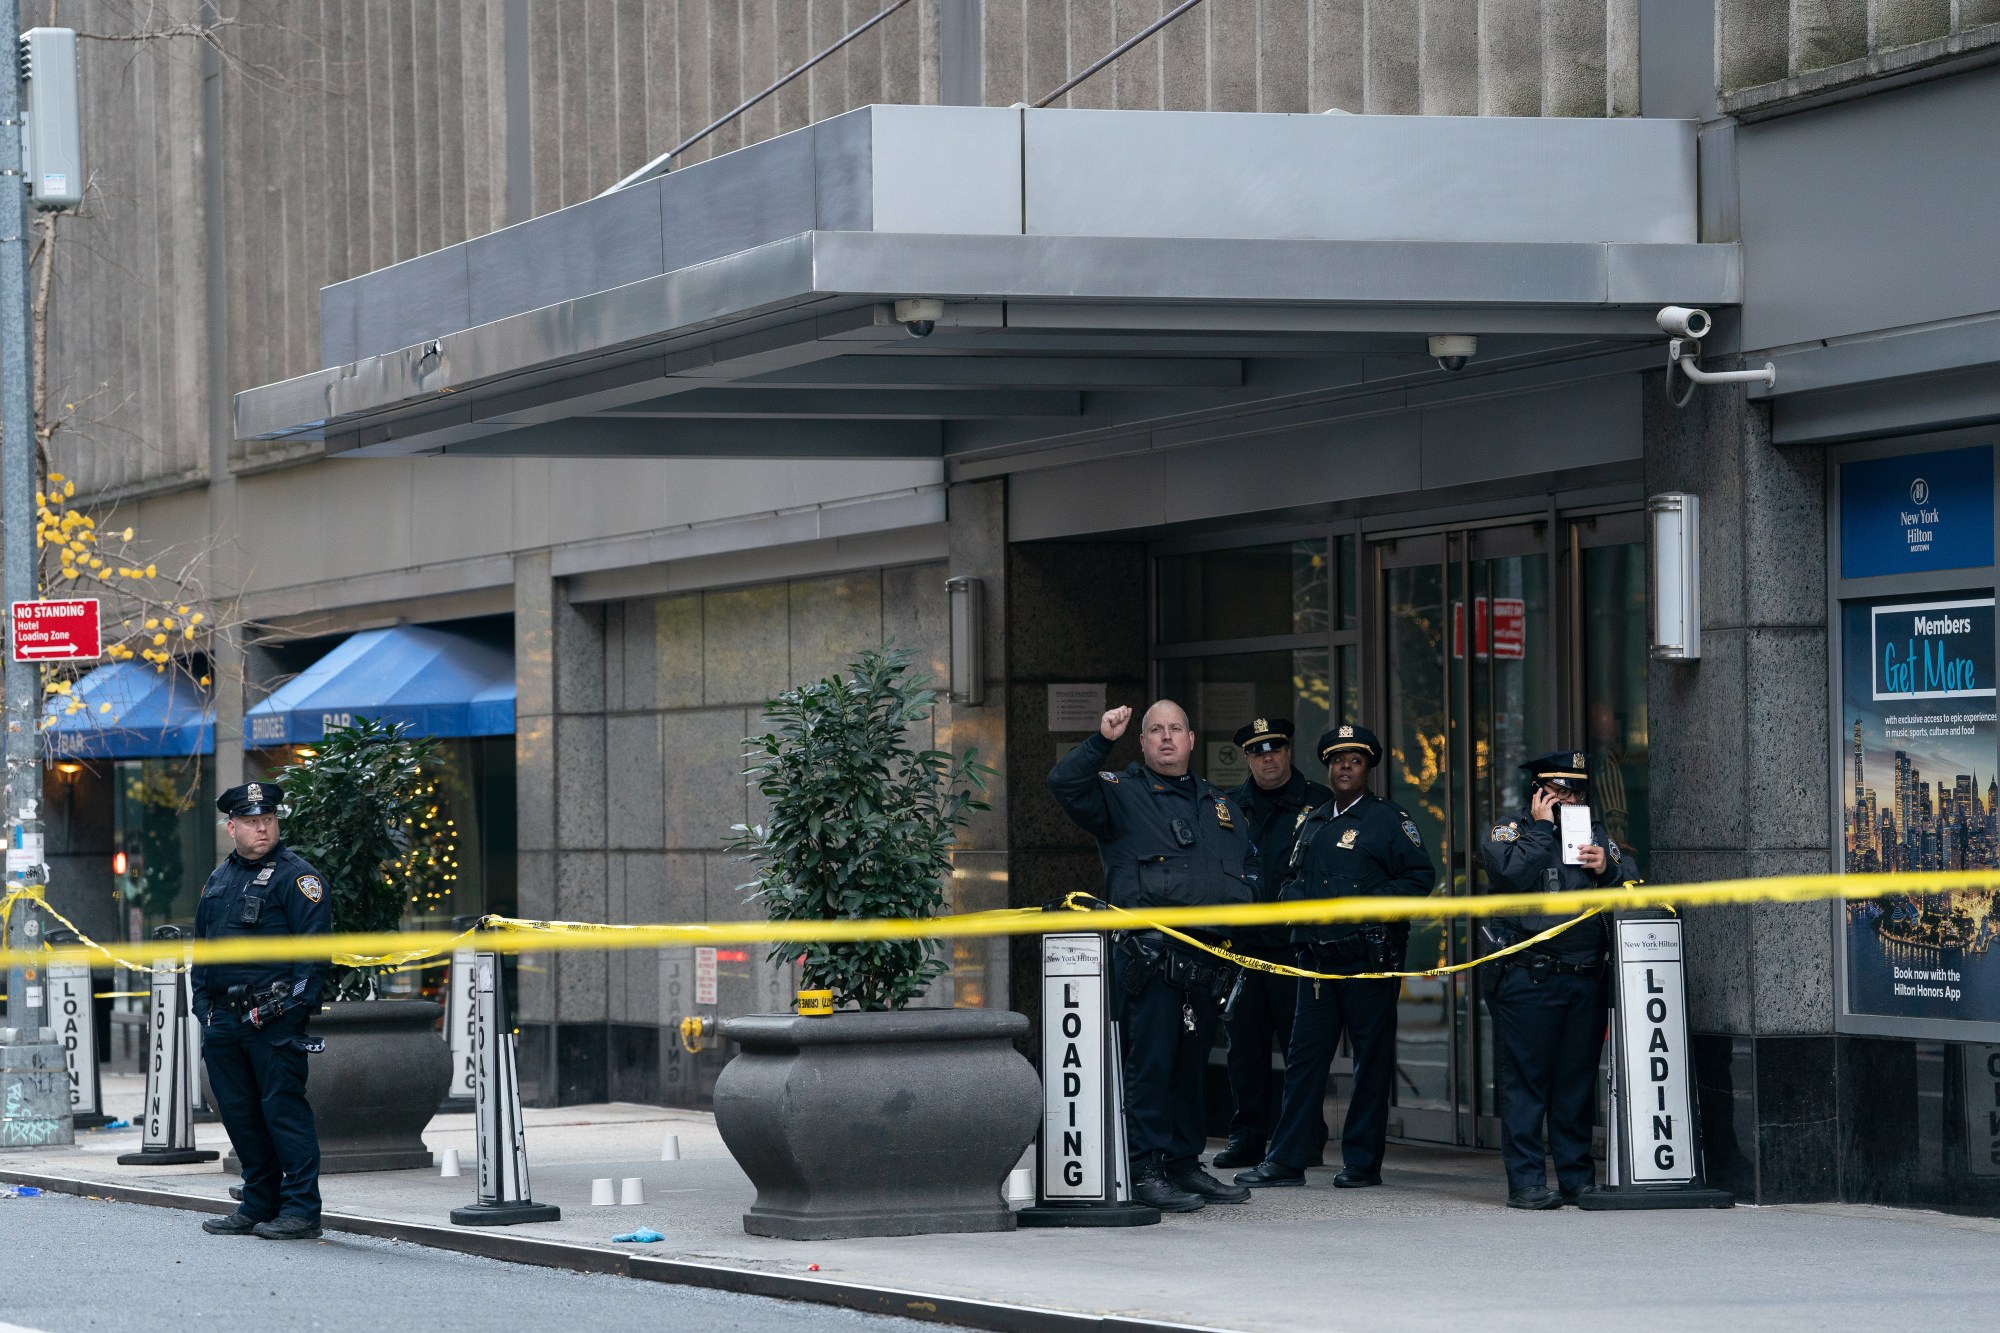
left=234, top=106, right=1738, bottom=467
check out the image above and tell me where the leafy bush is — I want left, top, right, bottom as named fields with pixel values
left=275, top=716, right=440, bottom=999
left=730, top=645, right=990, bottom=1011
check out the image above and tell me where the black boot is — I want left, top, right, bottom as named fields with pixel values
left=1131, top=1156, right=1204, bottom=1213
left=1210, top=1139, right=1265, bottom=1170
left=1170, top=1165, right=1252, bottom=1204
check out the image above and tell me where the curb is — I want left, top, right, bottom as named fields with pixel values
left=0, top=1167, right=1234, bottom=1333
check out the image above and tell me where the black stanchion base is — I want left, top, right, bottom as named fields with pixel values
left=1575, top=1184, right=1734, bottom=1211
left=115, top=1148, right=219, bottom=1165
left=450, top=1199, right=562, bottom=1227
left=1016, top=1202, right=1160, bottom=1228
left=437, top=1096, right=474, bottom=1114
left=73, top=1112, right=113, bottom=1130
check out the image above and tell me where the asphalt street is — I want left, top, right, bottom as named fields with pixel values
left=0, top=1193, right=935, bottom=1333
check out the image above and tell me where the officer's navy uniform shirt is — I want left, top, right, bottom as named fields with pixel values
left=1479, top=811, right=1627, bottom=963
left=1226, top=769, right=1333, bottom=947
left=1048, top=732, right=1259, bottom=912
left=1281, top=791, right=1436, bottom=951
left=189, top=842, right=333, bottom=1026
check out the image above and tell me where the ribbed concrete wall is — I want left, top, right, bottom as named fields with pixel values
left=46, top=0, right=1645, bottom=506
left=1720, top=0, right=2000, bottom=102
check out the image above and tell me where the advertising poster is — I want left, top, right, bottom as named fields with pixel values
left=1840, top=595, right=2000, bottom=1024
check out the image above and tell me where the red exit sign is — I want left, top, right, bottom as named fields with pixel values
left=10, top=598, right=102, bottom=662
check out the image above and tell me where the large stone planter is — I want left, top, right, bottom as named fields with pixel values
left=211, top=999, right=451, bottom=1174
left=715, top=1009, right=1040, bottom=1240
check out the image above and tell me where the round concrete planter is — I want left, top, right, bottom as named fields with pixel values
left=212, top=999, right=451, bottom=1174
left=715, top=1009, right=1040, bottom=1240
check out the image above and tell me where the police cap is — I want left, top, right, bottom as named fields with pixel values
left=1317, top=723, right=1383, bottom=768
left=217, top=781, right=284, bottom=817
left=1232, top=717, right=1294, bottom=755
left=1521, top=750, right=1590, bottom=793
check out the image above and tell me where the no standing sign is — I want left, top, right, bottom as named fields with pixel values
left=9, top=598, right=101, bottom=662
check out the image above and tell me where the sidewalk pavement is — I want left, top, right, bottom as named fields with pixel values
left=4, top=1072, right=1998, bottom=1333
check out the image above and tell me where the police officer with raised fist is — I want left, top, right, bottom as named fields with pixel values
left=1049, top=700, right=1259, bottom=1212
left=1480, top=751, right=1629, bottom=1210
left=191, top=782, right=333, bottom=1240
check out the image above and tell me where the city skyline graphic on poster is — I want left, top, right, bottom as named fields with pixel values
left=1841, top=596, right=2000, bottom=1025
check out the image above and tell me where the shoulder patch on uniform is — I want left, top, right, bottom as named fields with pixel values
left=297, top=874, right=323, bottom=903
left=1098, top=771, right=1119, bottom=783
left=1609, top=842, right=1623, bottom=863
left=1490, top=822, right=1520, bottom=843
left=1402, top=819, right=1423, bottom=848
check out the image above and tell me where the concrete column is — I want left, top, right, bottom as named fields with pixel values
left=1645, top=369, right=1834, bottom=1201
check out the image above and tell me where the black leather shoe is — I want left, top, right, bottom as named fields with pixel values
left=252, top=1215, right=323, bottom=1240
left=1170, top=1167, right=1252, bottom=1203
left=1332, top=1168, right=1383, bottom=1188
left=228, top=1186, right=243, bottom=1202
left=1506, top=1186, right=1563, bottom=1211
left=1560, top=1184, right=1597, bottom=1205
left=201, top=1212, right=261, bottom=1236
left=1131, top=1168, right=1205, bottom=1213
left=1232, top=1160, right=1307, bottom=1187
left=1209, top=1140, right=1265, bottom=1170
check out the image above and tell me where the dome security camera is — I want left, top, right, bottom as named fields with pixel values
left=893, top=298, right=944, bottom=338
left=1428, top=334, right=1477, bottom=373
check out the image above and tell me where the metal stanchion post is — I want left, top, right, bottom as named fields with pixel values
left=116, top=926, right=217, bottom=1165
left=1577, top=910, right=1732, bottom=1210
left=45, top=929, right=107, bottom=1128
left=1017, top=931, right=1159, bottom=1227
left=450, top=950, right=559, bottom=1225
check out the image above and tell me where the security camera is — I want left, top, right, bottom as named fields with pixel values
left=893, top=298, right=944, bottom=338
left=1428, top=334, right=1477, bottom=373
left=1655, top=306, right=1711, bottom=341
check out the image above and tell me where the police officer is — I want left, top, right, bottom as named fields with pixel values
left=190, top=782, right=333, bottom=1240
left=1235, top=724, right=1434, bottom=1190
left=1212, top=718, right=1332, bottom=1171
left=1049, top=700, right=1258, bottom=1212
left=1479, top=751, right=1629, bottom=1210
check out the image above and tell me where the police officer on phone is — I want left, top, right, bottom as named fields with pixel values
left=1480, top=751, right=1629, bottom=1210
left=1049, top=700, right=1259, bottom=1212
left=1213, top=718, right=1332, bottom=1171
left=190, top=782, right=333, bottom=1240
left=1235, top=724, right=1434, bottom=1190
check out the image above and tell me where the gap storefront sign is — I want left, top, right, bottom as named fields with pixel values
left=1835, top=440, right=2000, bottom=1040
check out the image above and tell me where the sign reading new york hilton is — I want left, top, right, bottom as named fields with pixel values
left=1841, top=596, right=2000, bottom=1024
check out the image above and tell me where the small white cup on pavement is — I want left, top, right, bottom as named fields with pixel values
left=590, top=1177, right=615, bottom=1206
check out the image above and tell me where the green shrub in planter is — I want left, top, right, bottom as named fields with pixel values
left=729, top=645, right=991, bottom=1011
left=275, top=716, right=443, bottom=1000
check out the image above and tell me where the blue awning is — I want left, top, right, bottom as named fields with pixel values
left=45, top=663, right=214, bottom=759
left=244, top=625, right=514, bottom=748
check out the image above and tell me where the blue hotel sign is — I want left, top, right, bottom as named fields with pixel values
left=1841, top=446, right=1993, bottom=580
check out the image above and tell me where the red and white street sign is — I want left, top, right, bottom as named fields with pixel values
left=10, top=598, right=102, bottom=662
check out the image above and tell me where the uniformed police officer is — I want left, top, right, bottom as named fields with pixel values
left=190, top=782, right=333, bottom=1240
left=1236, top=724, right=1435, bottom=1189
left=1213, top=718, right=1332, bottom=1171
left=1049, top=700, right=1258, bottom=1212
left=1479, top=751, right=1629, bottom=1210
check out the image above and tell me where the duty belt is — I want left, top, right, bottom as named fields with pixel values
left=1119, top=930, right=1238, bottom=1003
left=1496, top=951, right=1605, bottom=982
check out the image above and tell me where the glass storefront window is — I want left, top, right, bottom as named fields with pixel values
left=114, top=757, right=216, bottom=935
left=1158, top=539, right=1330, bottom=643
left=1582, top=542, right=1650, bottom=869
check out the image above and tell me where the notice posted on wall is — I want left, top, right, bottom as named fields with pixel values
left=1840, top=595, right=2000, bottom=1025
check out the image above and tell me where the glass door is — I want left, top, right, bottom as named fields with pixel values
left=1378, top=522, right=1555, bottom=1147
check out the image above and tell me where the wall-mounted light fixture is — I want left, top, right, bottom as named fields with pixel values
left=54, top=761, right=82, bottom=777
left=1649, top=493, right=1701, bottom=661
left=112, top=850, right=128, bottom=876
left=946, top=576, right=985, bottom=705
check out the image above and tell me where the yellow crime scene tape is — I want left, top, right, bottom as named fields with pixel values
left=1, top=868, right=1993, bottom=974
